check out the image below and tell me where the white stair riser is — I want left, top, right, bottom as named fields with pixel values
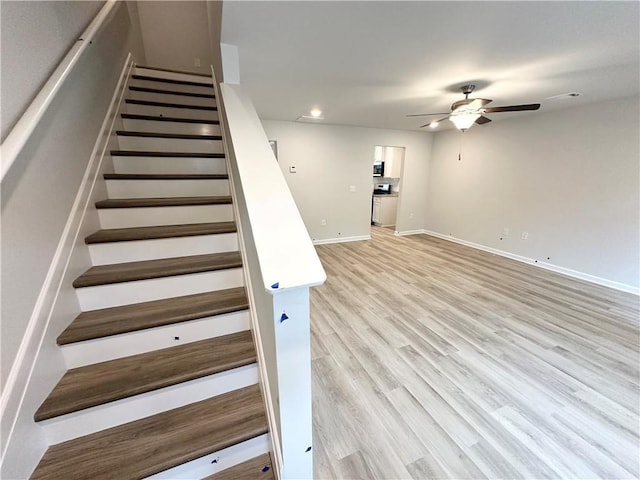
left=40, top=364, right=258, bottom=445
left=62, top=310, right=250, bottom=368
left=106, top=179, right=230, bottom=198
left=128, top=90, right=215, bottom=107
left=122, top=118, right=221, bottom=135
left=147, top=433, right=271, bottom=480
left=88, top=233, right=238, bottom=265
left=129, top=79, right=213, bottom=96
left=76, top=268, right=244, bottom=310
left=134, top=67, right=213, bottom=85
left=98, top=204, right=234, bottom=228
left=125, top=103, right=219, bottom=121
left=113, top=156, right=227, bottom=175
left=116, top=136, right=223, bottom=153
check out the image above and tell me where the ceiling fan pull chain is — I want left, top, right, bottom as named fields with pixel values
left=458, top=134, right=464, bottom=161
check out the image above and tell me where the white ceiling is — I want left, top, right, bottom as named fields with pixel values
left=221, top=1, right=639, bottom=132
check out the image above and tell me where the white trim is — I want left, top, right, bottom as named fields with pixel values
left=422, top=229, right=639, bottom=295
left=61, top=310, right=250, bottom=368
left=211, top=66, right=282, bottom=478
left=0, top=0, right=119, bottom=180
left=0, top=54, right=134, bottom=465
left=312, top=235, right=371, bottom=245
left=147, top=433, right=271, bottom=480
left=394, top=229, right=425, bottom=237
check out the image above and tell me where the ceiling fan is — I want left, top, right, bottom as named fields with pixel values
left=407, top=85, right=540, bottom=131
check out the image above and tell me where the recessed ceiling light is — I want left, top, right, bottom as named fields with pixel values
left=429, top=121, right=439, bottom=128
left=310, top=108, right=323, bottom=118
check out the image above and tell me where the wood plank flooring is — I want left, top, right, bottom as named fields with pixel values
left=311, top=226, right=639, bottom=479
left=85, top=221, right=237, bottom=243
left=32, top=385, right=267, bottom=480
left=36, top=330, right=255, bottom=421
left=73, top=251, right=242, bottom=288
left=203, top=453, right=275, bottom=480
left=58, top=287, right=248, bottom=344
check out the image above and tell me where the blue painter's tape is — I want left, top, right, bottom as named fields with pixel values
left=280, top=313, right=288, bottom=323
left=305, top=446, right=312, bottom=452
left=262, top=466, right=270, bottom=473
left=271, top=282, right=280, bottom=289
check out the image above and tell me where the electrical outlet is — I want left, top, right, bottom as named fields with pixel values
left=321, top=219, right=327, bottom=226
left=521, top=231, right=529, bottom=240
left=503, top=227, right=510, bottom=236
left=289, top=166, right=296, bottom=173
left=349, top=185, right=356, bottom=192
left=409, top=213, right=415, bottom=219
left=194, top=58, right=201, bottom=67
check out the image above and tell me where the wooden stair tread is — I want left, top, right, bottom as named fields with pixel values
left=58, top=287, right=248, bottom=345
left=203, top=453, right=274, bottom=480
left=129, top=85, right=215, bottom=98
left=126, top=98, right=217, bottom=111
left=95, top=196, right=232, bottom=208
left=111, top=149, right=225, bottom=158
left=85, top=221, right=236, bottom=244
left=104, top=173, right=228, bottom=180
left=32, top=384, right=267, bottom=479
left=116, top=130, right=222, bottom=140
left=135, top=64, right=213, bottom=77
left=35, top=331, right=255, bottom=421
left=132, top=73, right=212, bottom=87
left=73, top=251, right=242, bottom=288
left=121, top=113, right=219, bottom=124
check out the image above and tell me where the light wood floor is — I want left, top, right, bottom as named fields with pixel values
left=310, top=227, right=639, bottom=479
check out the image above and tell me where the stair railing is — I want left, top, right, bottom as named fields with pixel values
left=212, top=71, right=326, bottom=480
left=0, top=0, right=118, bottom=181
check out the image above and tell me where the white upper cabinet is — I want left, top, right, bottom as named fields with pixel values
left=383, top=146, right=403, bottom=178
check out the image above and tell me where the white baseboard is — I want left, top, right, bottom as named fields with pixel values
left=422, top=229, right=639, bottom=295
left=395, top=229, right=425, bottom=237
left=313, top=235, right=371, bottom=245
left=0, top=54, right=134, bottom=478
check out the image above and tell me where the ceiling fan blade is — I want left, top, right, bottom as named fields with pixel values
left=406, top=112, right=450, bottom=117
left=483, top=103, right=540, bottom=113
left=420, top=116, right=449, bottom=128
left=475, top=116, right=492, bottom=125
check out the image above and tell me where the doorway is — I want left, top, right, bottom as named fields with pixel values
left=371, top=145, right=405, bottom=232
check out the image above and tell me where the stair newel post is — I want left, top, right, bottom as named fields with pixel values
left=271, top=287, right=313, bottom=480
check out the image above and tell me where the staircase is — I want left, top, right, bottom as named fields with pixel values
left=30, top=66, right=274, bottom=480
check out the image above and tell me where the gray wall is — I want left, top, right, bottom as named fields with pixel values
left=137, top=1, right=214, bottom=74
left=207, top=1, right=224, bottom=82
left=261, top=120, right=432, bottom=241
left=0, top=1, right=105, bottom=139
left=0, top=0, right=143, bottom=392
left=425, top=96, right=640, bottom=288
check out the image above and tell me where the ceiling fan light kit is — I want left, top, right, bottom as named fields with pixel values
left=450, top=112, right=481, bottom=130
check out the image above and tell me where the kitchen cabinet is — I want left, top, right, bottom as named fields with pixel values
left=383, top=147, right=403, bottom=178
left=372, top=195, right=398, bottom=227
